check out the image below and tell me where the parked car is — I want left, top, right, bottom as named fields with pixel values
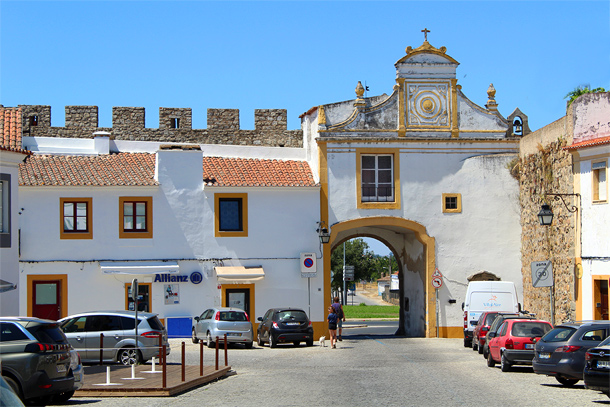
left=192, top=307, right=253, bottom=349
left=472, top=311, right=499, bottom=353
left=533, top=321, right=610, bottom=386
left=0, top=375, right=25, bottom=407
left=0, top=317, right=75, bottom=404
left=257, top=308, right=314, bottom=347
left=482, top=312, right=536, bottom=359
left=584, top=335, right=610, bottom=398
left=59, top=310, right=170, bottom=365
left=486, top=318, right=553, bottom=371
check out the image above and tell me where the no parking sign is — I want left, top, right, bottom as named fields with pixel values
left=300, top=252, right=317, bottom=278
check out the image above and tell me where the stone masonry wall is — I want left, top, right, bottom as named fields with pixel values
left=17, top=105, right=303, bottom=148
left=519, top=116, right=577, bottom=324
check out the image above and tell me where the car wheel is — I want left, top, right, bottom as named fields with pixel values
left=306, top=338, right=314, bottom=347
left=555, top=376, right=579, bottom=386
left=501, top=353, right=511, bottom=372
left=293, top=341, right=300, bottom=347
left=192, top=329, right=199, bottom=344
left=478, top=343, right=484, bottom=354
left=2, top=375, right=22, bottom=400
left=472, top=339, right=478, bottom=351
left=118, top=347, right=142, bottom=365
left=206, top=332, right=214, bottom=349
left=244, top=341, right=253, bottom=349
left=53, top=390, right=75, bottom=403
left=257, top=332, right=264, bottom=347
left=464, top=338, right=471, bottom=348
left=483, top=346, right=489, bottom=359
left=269, top=333, right=277, bottom=348
left=487, top=353, right=496, bottom=367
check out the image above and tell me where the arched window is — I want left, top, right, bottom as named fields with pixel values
left=512, top=117, right=523, bottom=136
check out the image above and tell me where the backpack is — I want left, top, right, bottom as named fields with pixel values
left=333, top=303, right=343, bottom=319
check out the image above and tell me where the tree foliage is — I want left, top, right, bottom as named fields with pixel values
left=564, top=85, right=606, bottom=107
left=330, top=238, right=398, bottom=290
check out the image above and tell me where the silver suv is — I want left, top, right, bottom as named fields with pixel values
left=59, top=311, right=170, bottom=365
left=0, top=317, right=75, bottom=404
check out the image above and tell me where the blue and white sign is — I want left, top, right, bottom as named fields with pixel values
left=190, top=271, right=203, bottom=284
left=154, top=272, right=204, bottom=285
left=300, top=252, right=317, bottom=278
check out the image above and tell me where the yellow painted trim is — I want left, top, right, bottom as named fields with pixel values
left=311, top=321, right=325, bottom=339
left=317, top=138, right=519, bottom=145
left=450, top=79, right=459, bottom=138
left=442, top=193, right=462, bottom=213
left=319, top=143, right=331, bottom=329
left=592, top=275, right=610, bottom=320
left=124, top=282, right=152, bottom=312
left=328, top=217, right=436, bottom=337
left=214, top=193, right=248, bottom=237
left=575, top=258, right=583, bottom=321
left=356, top=148, right=401, bottom=210
left=119, top=197, right=153, bottom=239
left=59, top=198, right=93, bottom=239
left=27, top=274, right=68, bottom=318
left=438, top=326, right=463, bottom=338
left=397, top=79, right=406, bottom=137
left=220, top=283, right=256, bottom=330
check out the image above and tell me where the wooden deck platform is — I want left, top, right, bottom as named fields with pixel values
left=74, top=364, right=232, bottom=397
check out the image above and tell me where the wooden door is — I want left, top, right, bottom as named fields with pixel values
left=32, top=281, right=61, bottom=320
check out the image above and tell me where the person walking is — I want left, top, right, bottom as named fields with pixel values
left=331, top=297, right=346, bottom=341
left=327, top=306, right=338, bottom=348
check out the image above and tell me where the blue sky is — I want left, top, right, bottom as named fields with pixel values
left=1, top=1, right=609, bottom=254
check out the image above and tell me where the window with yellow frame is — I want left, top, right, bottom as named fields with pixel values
left=442, top=193, right=462, bottom=213
left=215, top=193, right=248, bottom=237
left=60, top=197, right=92, bottom=239
left=592, top=161, right=607, bottom=203
left=119, top=197, right=153, bottom=239
left=356, top=149, right=400, bottom=210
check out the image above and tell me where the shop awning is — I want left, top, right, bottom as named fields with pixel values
left=215, top=266, right=265, bottom=283
left=100, top=261, right=179, bottom=275
left=0, top=279, right=17, bottom=293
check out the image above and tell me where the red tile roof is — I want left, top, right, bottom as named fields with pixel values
left=202, top=157, right=317, bottom=187
left=0, top=106, right=30, bottom=154
left=564, top=135, right=610, bottom=150
left=19, top=153, right=158, bottom=186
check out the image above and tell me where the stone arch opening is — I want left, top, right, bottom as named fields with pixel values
left=324, top=216, right=436, bottom=337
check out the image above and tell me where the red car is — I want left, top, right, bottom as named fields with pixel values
left=487, top=318, right=553, bottom=372
left=472, top=312, right=499, bottom=353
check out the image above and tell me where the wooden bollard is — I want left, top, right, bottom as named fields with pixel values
left=199, top=341, right=204, bottom=376
left=181, top=341, right=186, bottom=382
left=158, top=334, right=163, bottom=366
left=215, top=336, right=219, bottom=371
left=224, top=333, right=228, bottom=366
left=162, top=345, right=167, bottom=388
left=99, top=333, right=104, bottom=365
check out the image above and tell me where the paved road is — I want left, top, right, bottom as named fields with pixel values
left=59, top=332, right=609, bottom=407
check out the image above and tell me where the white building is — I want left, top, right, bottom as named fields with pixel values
left=565, top=92, right=610, bottom=320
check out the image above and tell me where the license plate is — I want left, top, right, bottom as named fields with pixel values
left=598, top=360, right=610, bottom=369
left=286, top=322, right=299, bottom=326
left=539, top=352, right=551, bottom=359
left=227, top=333, right=241, bottom=337
left=57, top=364, right=67, bottom=373
left=525, top=344, right=534, bottom=350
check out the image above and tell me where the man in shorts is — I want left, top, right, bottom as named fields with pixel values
left=331, top=297, right=346, bottom=341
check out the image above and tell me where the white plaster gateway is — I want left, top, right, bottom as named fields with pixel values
left=301, top=40, right=525, bottom=337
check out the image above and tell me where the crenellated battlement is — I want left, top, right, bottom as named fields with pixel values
left=14, top=105, right=302, bottom=148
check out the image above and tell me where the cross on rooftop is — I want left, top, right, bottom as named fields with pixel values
left=422, top=28, right=430, bottom=42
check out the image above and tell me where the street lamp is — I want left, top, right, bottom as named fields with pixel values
left=317, top=221, right=330, bottom=244
left=537, top=204, right=554, bottom=226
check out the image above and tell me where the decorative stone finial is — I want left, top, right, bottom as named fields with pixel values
left=485, top=83, right=498, bottom=111
left=317, top=105, right=327, bottom=126
left=355, top=81, right=365, bottom=98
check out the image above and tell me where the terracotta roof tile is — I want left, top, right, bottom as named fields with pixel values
left=19, top=153, right=158, bottom=187
left=0, top=106, right=30, bottom=154
left=202, top=157, right=317, bottom=187
left=564, top=135, right=610, bottom=150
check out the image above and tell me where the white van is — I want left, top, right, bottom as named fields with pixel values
left=462, top=281, right=520, bottom=347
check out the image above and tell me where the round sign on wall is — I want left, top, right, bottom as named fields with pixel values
left=432, top=276, right=443, bottom=289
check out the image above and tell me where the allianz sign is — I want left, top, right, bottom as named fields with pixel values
left=154, top=271, right=203, bottom=284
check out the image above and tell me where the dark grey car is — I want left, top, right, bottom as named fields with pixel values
left=59, top=310, right=170, bottom=365
left=0, top=317, right=75, bottom=404
left=533, top=320, right=610, bottom=386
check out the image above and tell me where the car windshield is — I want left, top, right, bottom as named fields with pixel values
left=218, top=311, right=247, bottom=322
left=147, top=316, right=164, bottom=330
left=598, top=335, right=610, bottom=346
left=511, top=322, right=551, bottom=337
left=485, top=313, right=498, bottom=325
left=277, top=310, right=308, bottom=322
left=26, top=323, right=68, bottom=344
left=541, top=327, right=576, bottom=342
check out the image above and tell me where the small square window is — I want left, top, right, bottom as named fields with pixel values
left=170, top=118, right=180, bottom=129
left=60, top=198, right=92, bottom=239
left=215, top=193, right=248, bottom=237
left=442, top=193, right=462, bottom=213
left=29, top=115, right=38, bottom=126
left=119, top=197, right=153, bottom=239
left=592, top=161, right=607, bottom=203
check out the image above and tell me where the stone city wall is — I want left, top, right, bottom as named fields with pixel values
left=519, top=113, right=578, bottom=324
left=16, top=105, right=302, bottom=148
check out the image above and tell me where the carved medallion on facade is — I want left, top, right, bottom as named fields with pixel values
left=405, top=82, right=451, bottom=128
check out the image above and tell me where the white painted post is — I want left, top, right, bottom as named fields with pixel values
left=106, top=366, right=111, bottom=385
left=151, top=356, right=156, bottom=372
